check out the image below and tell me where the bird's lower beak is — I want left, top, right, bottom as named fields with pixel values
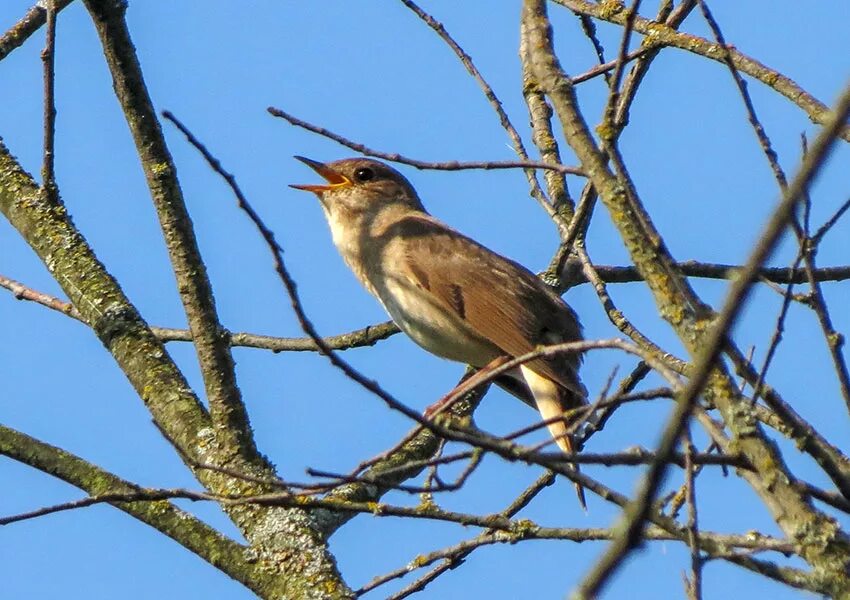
left=290, top=156, right=351, bottom=193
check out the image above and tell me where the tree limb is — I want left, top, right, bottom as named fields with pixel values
left=0, top=424, right=289, bottom=599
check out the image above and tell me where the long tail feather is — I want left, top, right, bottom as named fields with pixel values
left=520, top=365, right=587, bottom=510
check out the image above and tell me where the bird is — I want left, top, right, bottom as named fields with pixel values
left=291, top=156, right=587, bottom=506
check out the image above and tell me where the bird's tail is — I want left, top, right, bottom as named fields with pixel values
left=520, top=365, right=587, bottom=511
left=552, top=429, right=587, bottom=511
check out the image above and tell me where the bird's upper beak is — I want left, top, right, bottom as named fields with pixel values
left=290, top=156, right=351, bottom=193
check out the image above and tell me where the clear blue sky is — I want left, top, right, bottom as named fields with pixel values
left=1, top=1, right=848, bottom=598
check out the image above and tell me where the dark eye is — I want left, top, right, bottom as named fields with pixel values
left=354, top=167, right=375, bottom=182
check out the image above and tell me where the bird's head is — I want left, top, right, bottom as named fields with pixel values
left=290, top=157, right=425, bottom=216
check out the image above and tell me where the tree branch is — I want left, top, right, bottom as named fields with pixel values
left=550, top=0, right=850, bottom=142
left=268, top=106, right=584, bottom=177
left=83, top=0, right=258, bottom=464
left=522, top=2, right=850, bottom=596
left=0, top=133, right=351, bottom=599
left=397, top=0, right=568, bottom=234
left=0, top=0, right=75, bottom=63
left=0, top=424, right=287, bottom=598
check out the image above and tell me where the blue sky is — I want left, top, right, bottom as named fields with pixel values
left=1, top=1, right=849, bottom=598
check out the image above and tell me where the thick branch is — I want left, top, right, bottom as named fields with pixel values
left=0, top=140, right=211, bottom=474
left=522, top=2, right=850, bottom=595
left=82, top=0, right=256, bottom=463
left=0, top=139, right=351, bottom=599
left=0, top=424, right=289, bottom=599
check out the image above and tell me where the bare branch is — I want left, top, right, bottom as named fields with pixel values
left=0, top=272, right=400, bottom=351
left=697, top=0, right=787, bottom=190
left=550, top=0, right=850, bottom=142
left=522, top=0, right=850, bottom=594
left=83, top=0, right=258, bottom=463
left=39, top=0, right=57, bottom=193
left=683, top=429, right=704, bottom=600
left=0, top=0, right=74, bottom=62
left=1, top=478, right=796, bottom=560
left=267, top=106, right=584, bottom=177
left=398, top=0, right=565, bottom=230
left=0, top=424, right=284, bottom=597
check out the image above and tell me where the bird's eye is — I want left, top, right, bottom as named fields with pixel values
left=354, top=167, right=375, bottom=182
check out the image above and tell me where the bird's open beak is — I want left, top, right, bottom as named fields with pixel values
left=290, top=156, right=351, bottom=193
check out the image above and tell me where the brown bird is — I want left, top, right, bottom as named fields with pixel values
left=292, top=157, right=587, bottom=506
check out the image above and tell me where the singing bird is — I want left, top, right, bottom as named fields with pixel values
left=292, top=157, right=587, bottom=504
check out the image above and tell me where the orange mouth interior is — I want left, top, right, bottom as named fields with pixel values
left=290, top=156, right=351, bottom=192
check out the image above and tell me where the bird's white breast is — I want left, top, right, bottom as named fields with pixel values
left=325, top=208, right=497, bottom=366
left=377, top=274, right=497, bottom=366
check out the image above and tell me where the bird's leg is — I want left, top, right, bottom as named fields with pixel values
left=424, top=355, right=512, bottom=419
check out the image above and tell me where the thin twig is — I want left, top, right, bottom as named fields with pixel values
left=40, top=0, right=58, bottom=193
left=577, top=243, right=688, bottom=374
left=601, top=0, right=642, bottom=127
left=698, top=0, right=787, bottom=190
left=267, top=106, right=584, bottom=177
left=665, top=439, right=719, bottom=520
left=683, top=429, right=703, bottom=600
left=397, top=0, right=565, bottom=231
left=751, top=254, right=804, bottom=404
left=581, top=362, right=651, bottom=440
left=571, top=46, right=648, bottom=84
left=0, top=272, right=400, bottom=351
left=372, top=472, right=558, bottom=598
left=812, top=197, right=850, bottom=244
left=5, top=264, right=847, bottom=335
left=801, top=239, right=850, bottom=415
left=576, top=14, right=609, bottom=81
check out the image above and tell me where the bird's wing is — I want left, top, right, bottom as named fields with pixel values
left=387, top=214, right=586, bottom=404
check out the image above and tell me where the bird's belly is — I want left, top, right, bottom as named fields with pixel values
left=377, top=279, right=499, bottom=366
